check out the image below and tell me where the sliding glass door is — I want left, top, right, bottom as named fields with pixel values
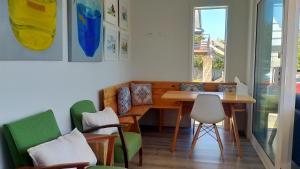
left=253, top=0, right=283, bottom=164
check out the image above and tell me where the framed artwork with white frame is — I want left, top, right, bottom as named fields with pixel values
left=119, top=0, right=129, bottom=30
left=104, top=0, right=118, bottom=26
left=119, top=31, right=129, bottom=60
left=0, top=0, right=63, bottom=61
left=104, top=24, right=118, bottom=61
left=68, top=0, right=104, bottom=62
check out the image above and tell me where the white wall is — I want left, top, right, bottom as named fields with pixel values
left=130, top=0, right=251, bottom=127
left=131, top=0, right=250, bottom=83
left=0, top=1, right=133, bottom=169
left=131, top=0, right=193, bottom=81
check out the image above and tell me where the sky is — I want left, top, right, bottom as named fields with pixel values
left=273, top=4, right=283, bottom=26
left=274, top=6, right=283, bottom=26
left=199, top=8, right=226, bottom=40
left=198, top=4, right=285, bottom=40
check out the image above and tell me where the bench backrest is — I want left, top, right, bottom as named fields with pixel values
left=102, top=82, right=131, bottom=113
left=101, top=81, right=236, bottom=112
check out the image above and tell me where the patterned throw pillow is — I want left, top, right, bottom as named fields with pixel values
left=131, top=83, right=153, bottom=106
left=118, top=87, right=132, bottom=115
left=218, top=85, right=236, bottom=93
left=180, top=83, right=204, bottom=91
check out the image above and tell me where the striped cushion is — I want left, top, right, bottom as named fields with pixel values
left=118, top=87, right=132, bottom=115
left=131, top=83, right=153, bottom=106
left=218, top=85, right=236, bottom=93
left=180, top=83, right=204, bottom=91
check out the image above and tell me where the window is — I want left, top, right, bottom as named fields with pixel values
left=193, top=7, right=227, bottom=82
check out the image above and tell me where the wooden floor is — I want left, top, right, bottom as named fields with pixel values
left=128, top=126, right=265, bottom=169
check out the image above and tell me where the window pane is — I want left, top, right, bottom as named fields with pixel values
left=193, top=8, right=227, bottom=82
left=252, top=0, right=283, bottom=164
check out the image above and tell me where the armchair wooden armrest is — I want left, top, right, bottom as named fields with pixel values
left=17, top=162, right=89, bottom=169
left=84, top=133, right=117, bottom=142
left=82, top=124, right=129, bottom=168
left=118, top=114, right=141, bottom=134
left=82, top=124, right=124, bottom=133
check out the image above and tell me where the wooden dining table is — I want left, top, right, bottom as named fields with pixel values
left=161, top=91, right=256, bottom=157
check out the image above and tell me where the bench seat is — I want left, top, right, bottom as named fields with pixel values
left=119, top=105, right=151, bottom=124
left=118, top=104, right=182, bottom=124
left=101, top=81, right=238, bottom=130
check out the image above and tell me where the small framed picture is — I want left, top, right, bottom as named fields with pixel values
left=104, top=25, right=119, bottom=61
left=104, top=0, right=118, bottom=26
left=119, top=31, right=129, bottom=60
left=119, top=0, right=129, bottom=29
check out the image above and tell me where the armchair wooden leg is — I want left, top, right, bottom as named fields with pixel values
left=189, top=123, right=202, bottom=158
left=139, top=147, right=143, bottom=166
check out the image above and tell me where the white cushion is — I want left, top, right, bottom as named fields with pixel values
left=82, top=107, right=119, bottom=135
left=27, top=128, right=97, bottom=167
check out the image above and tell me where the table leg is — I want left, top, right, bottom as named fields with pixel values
left=230, top=104, right=243, bottom=157
left=171, top=103, right=183, bottom=152
left=230, top=119, right=236, bottom=142
left=159, top=109, right=164, bottom=132
left=224, top=116, right=230, bottom=131
left=223, top=104, right=230, bottom=131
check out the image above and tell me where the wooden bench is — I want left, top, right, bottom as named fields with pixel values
left=100, top=81, right=238, bottom=131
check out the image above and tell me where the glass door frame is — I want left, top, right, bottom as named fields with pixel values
left=276, top=0, right=299, bottom=168
left=248, top=0, right=300, bottom=168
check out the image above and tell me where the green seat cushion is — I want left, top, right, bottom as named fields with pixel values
left=114, top=132, right=142, bottom=163
left=3, top=110, right=61, bottom=168
left=70, top=100, right=97, bottom=131
left=87, top=166, right=125, bottom=169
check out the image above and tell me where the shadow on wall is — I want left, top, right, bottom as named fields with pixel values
left=0, top=127, right=13, bottom=169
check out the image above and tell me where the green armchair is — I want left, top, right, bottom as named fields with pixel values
left=3, top=109, right=126, bottom=169
left=70, top=100, right=143, bottom=168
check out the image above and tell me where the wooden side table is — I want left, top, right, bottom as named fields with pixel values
left=84, top=134, right=116, bottom=165
left=89, top=140, right=109, bottom=165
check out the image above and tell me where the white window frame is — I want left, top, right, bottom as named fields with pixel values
left=247, top=0, right=300, bottom=168
left=190, top=5, right=228, bottom=82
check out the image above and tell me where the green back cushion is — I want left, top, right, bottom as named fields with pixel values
left=114, top=132, right=142, bottom=163
left=70, top=100, right=97, bottom=131
left=3, top=110, right=61, bottom=168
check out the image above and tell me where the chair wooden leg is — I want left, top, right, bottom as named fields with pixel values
left=214, top=124, right=224, bottom=160
left=139, top=147, right=143, bottom=166
left=193, top=119, right=196, bottom=135
left=189, top=123, right=202, bottom=158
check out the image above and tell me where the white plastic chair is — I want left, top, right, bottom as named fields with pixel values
left=189, top=94, right=225, bottom=159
